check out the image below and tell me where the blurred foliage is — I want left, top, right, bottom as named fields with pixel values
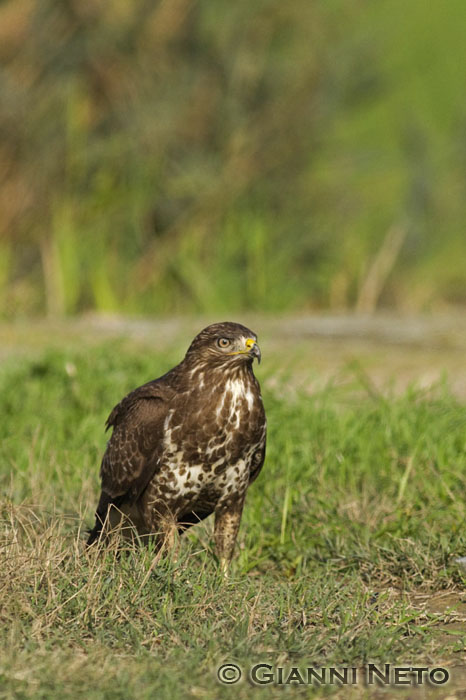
left=1, top=0, right=466, bottom=316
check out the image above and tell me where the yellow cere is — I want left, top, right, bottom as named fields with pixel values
left=227, top=338, right=257, bottom=356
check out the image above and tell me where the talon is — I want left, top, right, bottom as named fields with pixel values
left=220, top=557, right=229, bottom=577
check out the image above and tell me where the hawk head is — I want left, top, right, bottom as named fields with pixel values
left=185, top=322, right=261, bottom=368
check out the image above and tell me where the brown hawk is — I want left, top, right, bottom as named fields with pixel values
left=87, top=322, right=266, bottom=571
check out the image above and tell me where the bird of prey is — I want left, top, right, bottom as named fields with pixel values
left=87, top=322, right=266, bottom=571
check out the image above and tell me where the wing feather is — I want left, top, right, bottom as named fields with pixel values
left=100, top=381, right=173, bottom=501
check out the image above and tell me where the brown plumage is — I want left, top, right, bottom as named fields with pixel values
left=87, top=322, right=266, bottom=570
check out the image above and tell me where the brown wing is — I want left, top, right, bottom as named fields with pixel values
left=249, top=440, right=266, bottom=484
left=100, top=380, right=174, bottom=503
left=248, top=386, right=267, bottom=484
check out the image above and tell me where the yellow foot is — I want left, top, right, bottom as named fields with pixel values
left=219, top=557, right=230, bottom=578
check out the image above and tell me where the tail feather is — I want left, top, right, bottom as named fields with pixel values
left=86, top=521, right=103, bottom=546
left=86, top=492, right=123, bottom=546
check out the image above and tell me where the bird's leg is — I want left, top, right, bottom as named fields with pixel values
left=146, top=510, right=180, bottom=562
left=214, top=496, right=245, bottom=575
left=159, top=518, right=179, bottom=561
left=141, top=499, right=178, bottom=557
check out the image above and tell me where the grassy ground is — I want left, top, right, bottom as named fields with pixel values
left=2, top=319, right=466, bottom=699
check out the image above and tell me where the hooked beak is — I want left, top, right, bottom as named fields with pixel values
left=245, top=338, right=261, bottom=364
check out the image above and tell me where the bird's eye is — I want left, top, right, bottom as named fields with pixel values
left=217, top=337, right=231, bottom=348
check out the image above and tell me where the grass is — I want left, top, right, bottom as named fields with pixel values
left=2, top=335, right=466, bottom=698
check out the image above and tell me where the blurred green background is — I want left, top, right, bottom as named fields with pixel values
left=1, top=0, right=466, bottom=318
